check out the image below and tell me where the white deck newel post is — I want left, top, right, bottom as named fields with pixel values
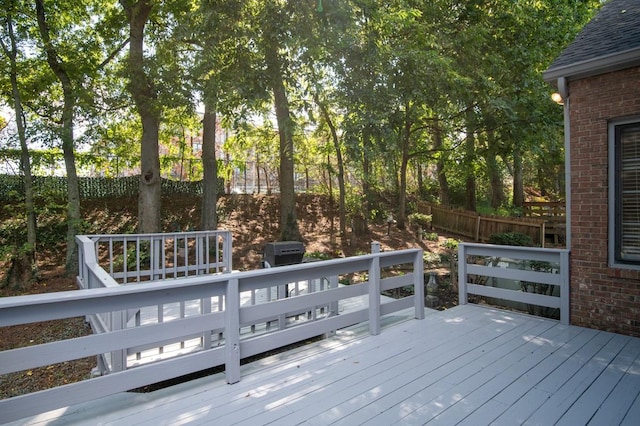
left=371, top=241, right=381, bottom=254
left=458, top=244, right=468, bottom=305
left=225, top=278, right=241, bottom=384
left=414, top=250, right=425, bottom=319
left=369, top=254, right=381, bottom=336
left=560, top=250, right=570, bottom=325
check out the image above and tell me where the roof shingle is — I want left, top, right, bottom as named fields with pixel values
left=544, top=0, right=640, bottom=81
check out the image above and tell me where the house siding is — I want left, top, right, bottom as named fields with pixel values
left=569, top=66, right=640, bottom=336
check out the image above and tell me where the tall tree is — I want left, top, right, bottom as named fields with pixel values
left=0, top=0, right=37, bottom=287
left=201, top=100, right=218, bottom=230
left=34, top=0, right=82, bottom=274
left=119, top=0, right=161, bottom=233
left=261, top=2, right=301, bottom=241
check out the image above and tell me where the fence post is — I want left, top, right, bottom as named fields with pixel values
left=368, top=254, right=381, bottom=336
left=414, top=250, right=425, bottom=320
left=458, top=244, right=468, bottom=305
left=225, top=278, right=241, bottom=384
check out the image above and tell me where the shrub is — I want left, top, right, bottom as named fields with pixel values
left=441, top=238, right=460, bottom=250
left=489, top=232, right=534, bottom=247
left=424, top=232, right=439, bottom=241
left=408, top=213, right=432, bottom=228
left=305, top=251, right=331, bottom=261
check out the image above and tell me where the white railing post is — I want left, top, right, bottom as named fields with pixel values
left=223, top=232, right=232, bottom=273
left=369, top=254, right=381, bottom=336
left=371, top=241, right=381, bottom=254
left=329, top=275, right=339, bottom=318
left=458, top=244, right=468, bottom=305
left=560, top=250, right=570, bottom=325
left=110, top=310, right=127, bottom=372
left=414, top=250, right=425, bottom=319
left=225, top=278, right=241, bottom=384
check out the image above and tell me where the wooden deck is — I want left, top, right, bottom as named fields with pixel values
left=7, top=304, right=640, bottom=425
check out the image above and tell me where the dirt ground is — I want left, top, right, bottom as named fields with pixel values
left=0, top=193, right=458, bottom=399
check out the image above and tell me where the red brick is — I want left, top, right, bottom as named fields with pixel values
left=569, top=66, right=640, bottom=336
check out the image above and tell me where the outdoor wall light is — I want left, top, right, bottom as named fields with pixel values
left=551, top=92, right=564, bottom=105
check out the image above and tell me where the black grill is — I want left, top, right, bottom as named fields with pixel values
left=263, top=241, right=305, bottom=267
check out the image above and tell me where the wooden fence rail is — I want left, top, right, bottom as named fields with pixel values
left=523, top=201, right=566, bottom=244
left=419, top=203, right=547, bottom=247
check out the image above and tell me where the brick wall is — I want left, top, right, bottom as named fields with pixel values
left=569, top=66, right=640, bottom=336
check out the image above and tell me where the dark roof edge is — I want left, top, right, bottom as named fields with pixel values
left=543, top=47, right=640, bottom=84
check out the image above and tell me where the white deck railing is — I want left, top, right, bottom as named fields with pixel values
left=76, top=230, right=234, bottom=374
left=458, top=243, right=570, bottom=325
left=0, top=248, right=424, bottom=424
left=77, top=230, right=233, bottom=287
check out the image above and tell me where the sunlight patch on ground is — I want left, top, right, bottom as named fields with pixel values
left=522, top=335, right=554, bottom=346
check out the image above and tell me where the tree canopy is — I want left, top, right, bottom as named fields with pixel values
left=1, top=0, right=602, bottom=259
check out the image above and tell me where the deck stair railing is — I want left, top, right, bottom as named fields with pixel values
left=76, top=230, right=233, bottom=373
left=0, top=246, right=424, bottom=424
left=77, top=230, right=232, bottom=287
left=458, top=243, right=570, bottom=325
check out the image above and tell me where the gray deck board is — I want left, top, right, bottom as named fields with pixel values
left=7, top=304, right=640, bottom=426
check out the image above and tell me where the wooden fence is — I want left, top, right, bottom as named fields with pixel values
left=523, top=201, right=566, bottom=244
left=418, top=202, right=547, bottom=247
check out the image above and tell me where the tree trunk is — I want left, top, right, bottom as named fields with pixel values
left=35, top=0, right=81, bottom=275
left=362, top=125, right=372, bottom=233
left=315, top=94, right=346, bottom=238
left=200, top=101, right=218, bottom=230
left=512, top=143, right=524, bottom=207
left=486, top=131, right=504, bottom=209
left=1, top=6, right=36, bottom=288
left=432, top=119, right=450, bottom=205
left=464, top=114, right=477, bottom=212
left=264, top=33, right=300, bottom=241
left=397, top=107, right=412, bottom=230
left=121, top=0, right=162, bottom=233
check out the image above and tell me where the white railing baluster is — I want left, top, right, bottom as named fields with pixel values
left=183, top=235, right=188, bottom=277
left=123, top=236, right=129, bottom=284
left=161, top=235, right=166, bottom=280
left=108, top=238, right=114, bottom=278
